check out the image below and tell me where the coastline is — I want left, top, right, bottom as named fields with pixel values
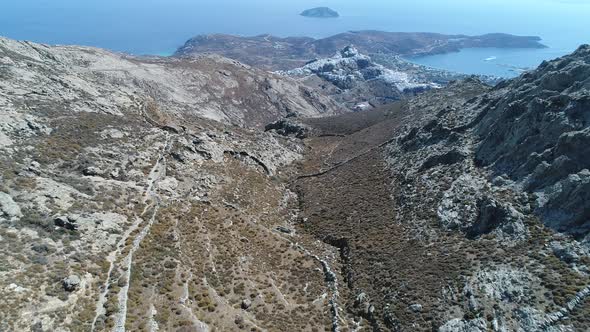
left=407, top=46, right=574, bottom=78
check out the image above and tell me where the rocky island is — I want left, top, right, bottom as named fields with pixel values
left=175, top=31, right=547, bottom=71
left=300, top=7, right=339, bottom=18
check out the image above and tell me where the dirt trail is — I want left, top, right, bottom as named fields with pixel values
left=113, top=133, right=171, bottom=332
left=90, top=216, right=144, bottom=331
left=90, top=133, right=171, bottom=332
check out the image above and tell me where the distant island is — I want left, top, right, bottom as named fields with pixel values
left=300, top=7, right=339, bottom=18
left=175, top=31, right=547, bottom=71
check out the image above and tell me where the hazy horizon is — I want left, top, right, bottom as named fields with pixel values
left=2, top=0, right=589, bottom=54
left=2, top=0, right=589, bottom=77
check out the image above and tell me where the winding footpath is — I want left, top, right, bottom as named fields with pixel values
left=91, top=132, right=171, bottom=332
left=114, top=133, right=171, bottom=332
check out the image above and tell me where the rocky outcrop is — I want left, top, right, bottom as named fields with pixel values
left=437, top=175, right=527, bottom=240
left=551, top=241, right=587, bottom=265
left=264, top=119, right=312, bottom=139
left=54, top=216, right=78, bottom=231
left=387, top=45, right=590, bottom=240
left=474, top=44, right=590, bottom=236
left=469, top=196, right=526, bottom=239
left=385, top=78, right=535, bottom=242
left=62, top=275, right=81, bottom=292
left=0, top=192, right=22, bottom=222
left=281, top=46, right=439, bottom=110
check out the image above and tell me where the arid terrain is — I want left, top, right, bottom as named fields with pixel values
left=0, top=33, right=589, bottom=332
left=175, top=32, right=520, bottom=112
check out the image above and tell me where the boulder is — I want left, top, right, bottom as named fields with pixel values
left=241, top=299, right=252, bottom=310
left=54, top=216, right=78, bottom=231
left=354, top=292, right=373, bottom=317
left=0, top=192, right=22, bottom=222
left=82, top=166, right=105, bottom=177
left=265, top=119, right=311, bottom=139
left=410, top=303, right=423, bottom=312
left=275, top=226, right=293, bottom=234
left=467, top=196, right=527, bottom=240
left=62, top=275, right=81, bottom=292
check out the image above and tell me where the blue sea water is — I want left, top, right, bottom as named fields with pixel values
left=1, top=0, right=589, bottom=77
left=408, top=47, right=574, bottom=78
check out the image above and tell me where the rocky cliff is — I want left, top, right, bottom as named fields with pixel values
left=475, top=46, right=590, bottom=237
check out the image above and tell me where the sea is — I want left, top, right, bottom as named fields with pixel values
left=1, top=0, right=589, bottom=78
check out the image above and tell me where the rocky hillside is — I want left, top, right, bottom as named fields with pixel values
left=475, top=47, right=590, bottom=237
left=289, top=45, right=590, bottom=331
left=0, top=37, right=340, bottom=132
left=280, top=46, right=439, bottom=111
left=0, top=33, right=589, bottom=332
left=174, top=31, right=547, bottom=71
left=0, top=37, right=342, bottom=331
